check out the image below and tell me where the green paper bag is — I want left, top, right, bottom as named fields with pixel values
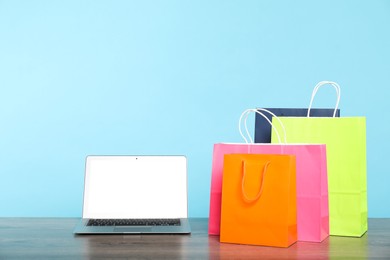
left=271, top=81, right=367, bottom=237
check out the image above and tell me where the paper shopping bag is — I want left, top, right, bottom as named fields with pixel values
left=220, top=153, right=297, bottom=247
left=209, top=142, right=285, bottom=235
left=272, top=117, right=367, bottom=237
left=271, top=82, right=367, bottom=237
left=209, top=109, right=329, bottom=242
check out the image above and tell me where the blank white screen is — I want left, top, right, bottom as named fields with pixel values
left=82, top=156, right=188, bottom=219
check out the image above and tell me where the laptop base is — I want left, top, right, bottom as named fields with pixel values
left=73, top=218, right=191, bottom=234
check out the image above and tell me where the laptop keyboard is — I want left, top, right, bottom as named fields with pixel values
left=87, top=218, right=181, bottom=227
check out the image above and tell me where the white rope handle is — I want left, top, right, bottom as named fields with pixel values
left=239, top=109, right=279, bottom=143
left=238, top=108, right=287, bottom=144
left=307, top=81, right=341, bottom=117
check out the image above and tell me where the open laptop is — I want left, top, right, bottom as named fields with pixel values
left=73, top=155, right=191, bottom=234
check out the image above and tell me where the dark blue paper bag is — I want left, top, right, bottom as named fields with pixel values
left=255, top=81, right=342, bottom=143
left=255, top=108, right=340, bottom=143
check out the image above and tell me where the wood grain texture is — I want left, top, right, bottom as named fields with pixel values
left=0, top=218, right=389, bottom=259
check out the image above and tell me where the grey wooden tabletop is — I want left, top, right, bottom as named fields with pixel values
left=1, top=218, right=389, bottom=259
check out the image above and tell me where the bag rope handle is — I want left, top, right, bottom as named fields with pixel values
left=307, top=81, right=341, bottom=117
left=238, top=108, right=287, bottom=144
left=241, top=160, right=271, bottom=203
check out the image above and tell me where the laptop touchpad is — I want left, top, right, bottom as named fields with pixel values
left=114, top=227, right=153, bottom=233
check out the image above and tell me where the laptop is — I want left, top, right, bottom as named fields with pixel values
left=73, top=155, right=191, bottom=234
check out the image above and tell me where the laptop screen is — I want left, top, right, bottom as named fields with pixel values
left=82, top=156, right=188, bottom=219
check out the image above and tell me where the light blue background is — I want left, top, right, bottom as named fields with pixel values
left=1, top=0, right=389, bottom=217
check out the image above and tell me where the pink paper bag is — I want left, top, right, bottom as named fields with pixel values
left=208, top=142, right=329, bottom=242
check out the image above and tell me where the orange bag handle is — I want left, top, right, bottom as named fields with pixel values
left=241, top=161, right=271, bottom=203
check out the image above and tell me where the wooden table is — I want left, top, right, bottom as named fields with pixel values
left=1, top=218, right=389, bottom=259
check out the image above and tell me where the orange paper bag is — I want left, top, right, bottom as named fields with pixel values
left=220, top=154, right=297, bottom=248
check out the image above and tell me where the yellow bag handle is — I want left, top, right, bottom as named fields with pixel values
left=307, top=81, right=341, bottom=117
